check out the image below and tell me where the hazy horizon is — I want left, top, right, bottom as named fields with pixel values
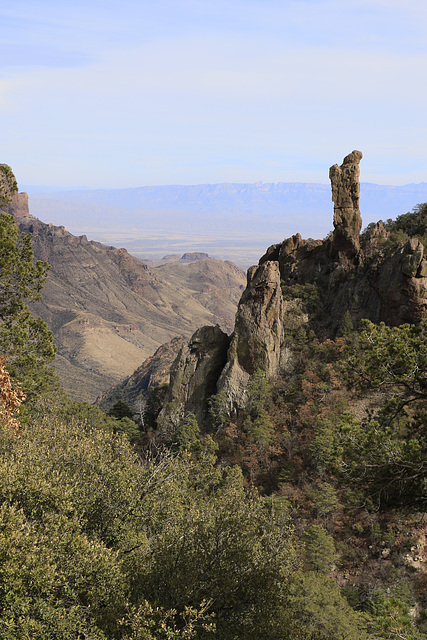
left=24, top=179, right=427, bottom=269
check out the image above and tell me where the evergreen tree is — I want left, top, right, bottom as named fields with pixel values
left=246, top=368, right=272, bottom=416
left=303, top=524, right=339, bottom=574
left=339, top=309, right=354, bottom=337
left=171, top=412, right=201, bottom=452
left=0, top=212, right=56, bottom=396
left=108, top=399, right=134, bottom=420
left=340, top=320, right=427, bottom=509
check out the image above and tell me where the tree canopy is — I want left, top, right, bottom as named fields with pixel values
left=338, top=320, right=427, bottom=509
left=0, top=212, right=56, bottom=396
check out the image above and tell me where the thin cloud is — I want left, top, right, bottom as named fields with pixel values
left=1, top=0, right=427, bottom=186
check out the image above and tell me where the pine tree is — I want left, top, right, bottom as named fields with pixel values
left=0, top=211, right=56, bottom=396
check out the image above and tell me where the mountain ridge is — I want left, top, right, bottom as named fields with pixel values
left=25, top=180, right=427, bottom=213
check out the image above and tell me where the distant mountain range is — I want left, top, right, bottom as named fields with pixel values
left=24, top=181, right=427, bottom=267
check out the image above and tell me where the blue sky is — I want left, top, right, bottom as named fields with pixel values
left=1, top=0, right=427, bottom=188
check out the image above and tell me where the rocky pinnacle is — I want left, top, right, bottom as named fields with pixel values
left=329, top=150, right=363, bottom=257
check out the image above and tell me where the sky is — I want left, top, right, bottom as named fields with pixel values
left=1, top=0, right=427, bottom=188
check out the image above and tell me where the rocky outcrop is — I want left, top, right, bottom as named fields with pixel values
left=217, top=261, right=292, bottom=410
left=0, top=164, right=31, bottom=219
left=226, top=261, right=287, bottom=375
left=158, top=325, right=230, bottom=425
left=160, top=151, right=427, bottom=424
left=374, top=238, right=427, bottom=325
left=330, top=150, right=363, bottom=257
left=160, top=260, right=301, bottom=419
left=7, top=191, right=30, bottom=219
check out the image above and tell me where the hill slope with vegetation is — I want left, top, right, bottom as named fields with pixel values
left=139, top=152, right=427, bottom=638
left=0, top=159, right=425, bottom=638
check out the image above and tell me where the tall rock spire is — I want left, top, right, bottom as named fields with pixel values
left=329, top=150, right=363, bottom=257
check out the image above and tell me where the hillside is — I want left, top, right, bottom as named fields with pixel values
left=26, top=223, right=244, bottom=403
left=1, top=158, right=426, bottom=639
left=2, top=175, right=245, bottom=402
left=129, top=152, right=427, bottom=636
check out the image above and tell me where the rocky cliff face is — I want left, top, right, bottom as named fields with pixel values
left=0, top=164, right=31, bottom=219
left=161, top=151, right=427, bottom=422
left=216, top=260, right=294, bottom=410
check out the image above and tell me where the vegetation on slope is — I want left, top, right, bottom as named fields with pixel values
left=0, top=202, right=426, bottom=638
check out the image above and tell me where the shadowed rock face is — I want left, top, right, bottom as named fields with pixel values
left=330, top=150, right=363, bottom=257
left=158, top=325, right=230, bottom=425
left=97, top=336, right=187, bottom=409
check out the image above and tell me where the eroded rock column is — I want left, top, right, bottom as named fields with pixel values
left=329, top=150, right=363, bottom=257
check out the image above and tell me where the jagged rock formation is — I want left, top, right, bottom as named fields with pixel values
left=255, top=152, right=427, bottom=331
left=0, top=165, right=246, bottom=401
left=159, top=325, right=230, bottom=425
left=216, top=261, right=293, bottom=409
left=265, top=225, right=427, bottom=331
left=159, top=151, right=427, bottom=423
left=158, top=260, right=303, bottom=418
left=329, top=150, right=363, bottom=257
